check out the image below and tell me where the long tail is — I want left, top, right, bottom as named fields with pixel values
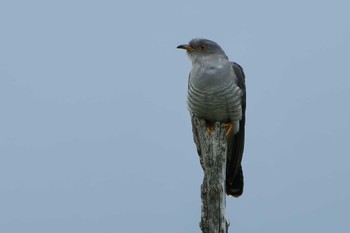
left=226, top=165, right=244, bottom=197
left=225, top=117, right=245, bottom=197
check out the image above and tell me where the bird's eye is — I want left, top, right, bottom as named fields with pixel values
left=200, top=45, right=205, bottom=50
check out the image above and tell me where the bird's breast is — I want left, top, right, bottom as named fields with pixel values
left=187, top=74, right=243, bottom=123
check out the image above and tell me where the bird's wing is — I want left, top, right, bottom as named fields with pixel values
left=226, top=62, right=246, bottom=196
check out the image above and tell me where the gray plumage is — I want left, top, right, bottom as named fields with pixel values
left=177, top=38, right=246, bottom=197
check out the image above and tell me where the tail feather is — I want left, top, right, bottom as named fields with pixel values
left=226, top=165, right=244, bottom=197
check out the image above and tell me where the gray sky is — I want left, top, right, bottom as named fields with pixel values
left=1, top=0, right=349, bottom=232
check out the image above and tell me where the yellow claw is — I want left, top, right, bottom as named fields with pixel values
left=205, top=122, right=233, bottom=136
left=224, top=123, right=233, bottom=136
left=206, top=125, right=214, bottom=133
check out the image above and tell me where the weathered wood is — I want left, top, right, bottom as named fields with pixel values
left=191, top=116, right=229, bottom=233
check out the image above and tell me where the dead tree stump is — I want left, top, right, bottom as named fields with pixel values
left=191, top=116, right=229, bottom=233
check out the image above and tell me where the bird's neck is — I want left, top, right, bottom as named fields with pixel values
left=191, top=54, right=228, bottom=67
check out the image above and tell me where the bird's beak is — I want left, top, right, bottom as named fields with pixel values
left=177, top=44, right=194, bottom=52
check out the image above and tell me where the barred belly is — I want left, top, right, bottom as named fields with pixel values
left=187, top=79, right=242, bottom=123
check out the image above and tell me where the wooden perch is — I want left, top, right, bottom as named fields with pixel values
left=191, top=116, right=229, bottom=233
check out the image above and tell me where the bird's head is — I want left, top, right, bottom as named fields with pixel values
left=177, top=38, right=227, bottom=63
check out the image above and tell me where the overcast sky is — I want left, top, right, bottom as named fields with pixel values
left=1, top=0, right=349, bottom=232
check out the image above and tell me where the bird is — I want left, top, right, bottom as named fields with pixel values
left=177, top=38, right=246, bottom=197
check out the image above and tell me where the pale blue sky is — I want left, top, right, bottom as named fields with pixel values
left=1, top=0, right=349, bottom=232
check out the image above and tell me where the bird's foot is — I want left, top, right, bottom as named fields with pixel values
left=224, top=122, right=233, bottom=136
left=205, top=122, right=214, bottom=133
left=205, top=122, right=233, bottom=136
